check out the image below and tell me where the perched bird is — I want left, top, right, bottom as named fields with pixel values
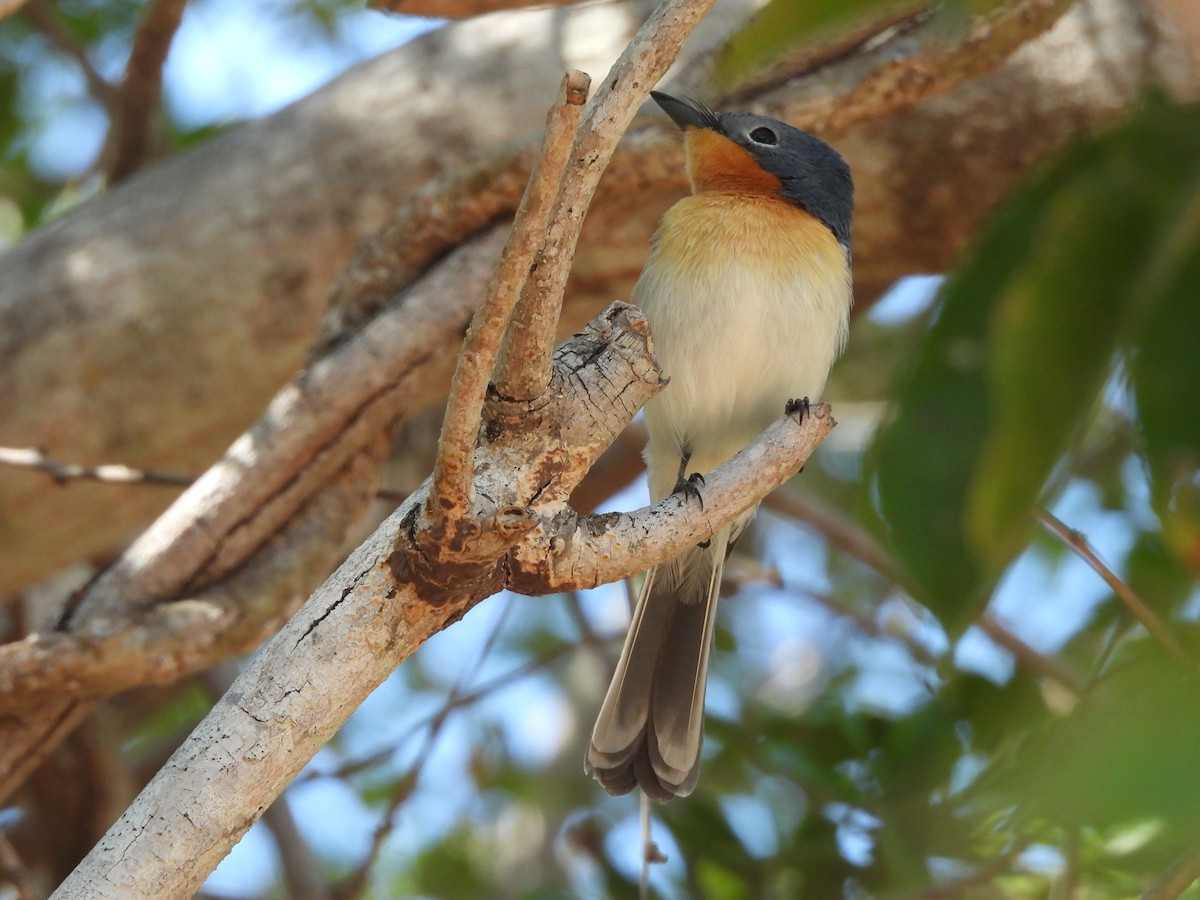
left=585, top=91, right=854, bottom=801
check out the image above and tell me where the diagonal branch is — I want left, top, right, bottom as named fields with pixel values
left=104, top=0, right=189, bottom=184
left=429, top=71, right=591, bottom=527
left=1037, top=509, right=1194, bottom=668
left=370, top=0, right=582, bottom=17
left=23, top=0, right=115, bottom=109
left=0, top=447, right=192, bottom=489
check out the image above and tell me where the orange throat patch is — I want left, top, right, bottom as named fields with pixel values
left=684, top=128, right=782, bottom=197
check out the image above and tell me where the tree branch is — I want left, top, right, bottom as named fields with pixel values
left=22, top=0, right=115, bottom=108
left=103, top=0, right=189, bottom=184
left=51, top=302, right=831, bottom=896
left=429, top=0, right=719, bottom=525
left=370, top=0, right=583, bottom=17
left=429, top=70, right=590, bottom=527
left=2, top=0, right=1181, bottom=600
left=0, top=447, right=192, bottom=489
left=494, top=74, right=589, bottom=398
left=1037, top=509, right=1194, bottom=668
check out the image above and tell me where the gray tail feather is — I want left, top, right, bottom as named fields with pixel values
left=585, top=540, right=724, bottom=802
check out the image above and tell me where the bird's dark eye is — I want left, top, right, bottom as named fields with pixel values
left=749, top=126, right=778, bottom=146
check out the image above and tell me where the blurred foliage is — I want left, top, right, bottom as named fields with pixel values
left=868, top=95, right=1200, bottom=628
left=3, top=2, right=1200, bottom=899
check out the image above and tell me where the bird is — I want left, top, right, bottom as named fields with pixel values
left=585, top=90, right=854, bottom=802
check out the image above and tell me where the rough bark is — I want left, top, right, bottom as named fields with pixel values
left=2, top=0, right=1194, bottom=599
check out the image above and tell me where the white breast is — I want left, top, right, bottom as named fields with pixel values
left=634, top=193, right=851, bottom=501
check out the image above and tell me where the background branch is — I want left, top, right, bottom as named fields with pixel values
left=0, top=447, right=192, bottom=489
left=22, top=0, right=114, bottom=109
left=103, top=0, right=189, bottom=183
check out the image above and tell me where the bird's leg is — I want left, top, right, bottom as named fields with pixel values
left=671, top=449, right=705, bottom=509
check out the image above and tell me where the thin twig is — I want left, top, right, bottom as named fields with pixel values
left=301, top=637, right=576, bottom=784
left=105, top=0, right=189, bottom=183
left=978, top=612, right=1084, bottom=694
left=505, top=0, right=720, bottom=401
left=762, top=488, right=918, bottom=594
left=23, top=0, right=115, bottom=107
left=1037, top=509, right=1193, bottom=668
left=493, top=73, right=589, bottom=399
left=370, top=0, right=578, bottom=17
left=0, top=446, right=193, bottom=487
left=428, top=71, right=590, bottom=525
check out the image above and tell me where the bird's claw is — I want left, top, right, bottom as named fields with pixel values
left=672, top=471, right=705, bottom=510
left=785, top=397, right=811, bottom=420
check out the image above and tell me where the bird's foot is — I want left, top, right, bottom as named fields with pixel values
left=672, top=471, right=705, bottom=511
left=785, top=397, right=811, bottom=420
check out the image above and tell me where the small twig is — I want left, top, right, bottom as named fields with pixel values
left=1037, top=510, right=1193, bottom=668
left=492, top=72, right=589, bottom=399
left=504, top=0, right=720, bottom=401
left=428, top=71, right=590, bottom=525
left=301, top=636, right=575, bottom=784
left=978, top=613, right=1083, bottom=694
left=370, top=0, right=579, bottom=17
left=23, top=0, right=115, bottom=108
left=762, top=488, right=918, bottom=594
left=0, top=446, right=193, bottom=488
left=104, top=0, right=189, bottom=184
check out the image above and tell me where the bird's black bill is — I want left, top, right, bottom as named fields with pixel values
left=650, top=90, right=721, bottom=133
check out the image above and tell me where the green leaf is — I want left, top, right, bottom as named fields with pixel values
left=1130, top=180, right=1200, bottom=574
left=867, top=98, right=1200, bottom=626
left=1020, top=656, right=1200, bottom=830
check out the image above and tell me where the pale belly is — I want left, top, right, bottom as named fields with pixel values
left=633, top=193, right=851, bottom=501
